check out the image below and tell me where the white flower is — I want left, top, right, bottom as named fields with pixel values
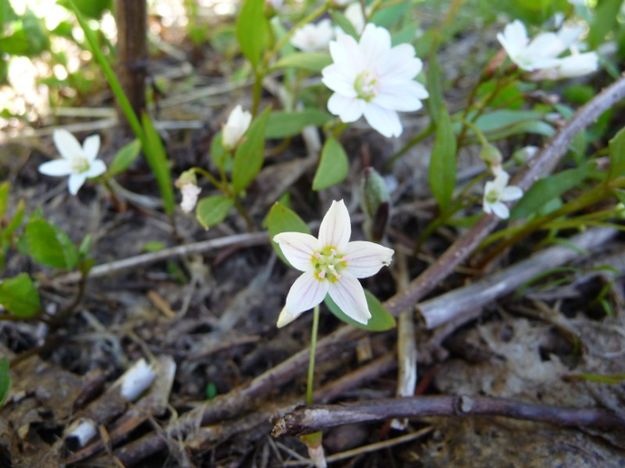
left=322, top=24, right=428, bottom=138
left=38, top=129, right=106, bottom=195
left=180, top=183, right=201, bottom=213
left=497, top=20, right=598, bottom=79
left=530, top=52, right=598, bottom=80
left=482, top=169, right=523, bottom=219
left=343, top=2, right=365, bottom=34
left=274, top=200, right=394, bottom=328
left=222, top=105, right=252, bottom=149
left=291, top=19, right=334, bottom=52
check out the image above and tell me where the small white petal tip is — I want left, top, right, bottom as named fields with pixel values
left=120, top=358, right=156, bottom=401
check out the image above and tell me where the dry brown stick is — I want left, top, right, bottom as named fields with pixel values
left=418, top=227, right=617, bottom=329
left=114, top=75, right=625, bottom=465
left=115, top=0, right=147, bottom=123
left=272, top=395, right=625, bottom=437
left=56, top=232, right=267, bottom=283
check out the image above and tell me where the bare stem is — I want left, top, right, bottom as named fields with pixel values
left=307, top=304, right=321, bottom=406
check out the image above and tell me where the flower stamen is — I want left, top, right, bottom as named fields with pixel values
left=354, top=70, right=378, bottom=102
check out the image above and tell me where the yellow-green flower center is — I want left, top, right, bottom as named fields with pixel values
left=71, top=156, right=90, bottom=173
left=311, top=245, right=347, bottom=283
left=485, top=188, right=500, bottom=204
left=354, top=70, right=378, bottom=102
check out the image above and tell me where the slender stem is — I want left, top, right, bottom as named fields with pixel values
left=233, top=197, right=256, bottom=231
left=251, top=70, right=264, bottom=117
left=306, top=304, right=321, bottom=406
left=384, top=123, right=434, bottom=169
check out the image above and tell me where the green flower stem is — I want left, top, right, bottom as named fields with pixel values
left=306, top=304, right=321, bottom=406
left=192, top=167, right=228, bottom=193
left=384, top=123, right=435, bottom=169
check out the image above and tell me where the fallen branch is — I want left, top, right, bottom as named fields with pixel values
left=56, top=232, right=267, bottom=283
left=272, top=395, right=625, bottom=437
left=418, top=227, right=617, bottom=329
left=113, top=75, right=625, bottom=465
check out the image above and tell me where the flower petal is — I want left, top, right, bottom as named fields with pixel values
left=491, top=201, right=510, bottom=219
left=374, top=81, right=427, bottom=112
left=318, top=199, right=351, bottom=249
left=67, top=173, right=87, bottom=195
left=379, top=44, right=422, bottom=81
left=283, top=271, right=329, bottom=322
left=327, top=93, right=365, bottom=122
left=363, top=104, right=402, bottom=138
left=360, top=23, right=391, bottom=68
left=53, top=129, right=83, bottom=160
left=501, top=185, right=523, bottom=201
left=329, top=32, right=364, bottom=72
left=344, top=240, right=394, bottom=278
left=85, top=159, right=107, bottom=178
left=273, top=232, right=320, bottom=271
left=38, top=159, right=73, bottom=177
left=83, top=135, right=100, bottom=161
left=328, top=273, right=370, bottom=324
left=321, top=64, right=357, bottom=97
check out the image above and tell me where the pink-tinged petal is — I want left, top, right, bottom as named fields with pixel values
left=53, top=129, right=83, bottom=160
left=328, top=273, right=370, bottom=324
left=38, top=159, right=73, bottom=177
left=68, top=173, right=87, bottom=195
left=491, top=201, right=509, bottom=219
left=284, top=271, right=329, bottom=319
left=379, top=44, right=422, bottom=81
left=360, top=24, right=391, bottom=68
left=327, top=93, right=365, bottom=123
left=318, top=199, right=351, bottom=249
left=363, top=104, right=402, bottom=138
left=85, top=159, right=106, bottom=178
left=273, top=232, right=320, bottom=272
left=82, top=134, right=100, bottom=161
left=501, top=186, right=523, bottom=202
left=374, top=81, right=427, bottom=112
left=344, top=240, right=394, bottom=278
left=322, top=64, right=357, bottom=97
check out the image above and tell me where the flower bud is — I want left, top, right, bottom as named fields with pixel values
left=480, top=143, right=503, bottom=170
left=222, top=105, right=252, bottom=150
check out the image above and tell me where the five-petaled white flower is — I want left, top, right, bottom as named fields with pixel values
left=482, top=168, right=523, bottom=219
left=497, top=20, right=598, bottom=80
left=274, top=200, right=394, bottom=328
left=322, top=23, right=428, bottom=138
left=291, top=19, right=334, bottom=52
left=38, top=129, right=106, bottom=195
left=222, top=105, right=252, bottom=150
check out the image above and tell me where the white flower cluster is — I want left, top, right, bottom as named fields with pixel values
left=497, top=20, right=598, bottom=80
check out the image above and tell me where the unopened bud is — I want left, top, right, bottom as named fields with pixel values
left=480, top=143, right=503, bottom=170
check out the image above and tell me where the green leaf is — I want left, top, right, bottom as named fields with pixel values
left=66, top=0, right=111, bottom=18
left=0, top=357, right=9, bottom=407
left=235, top=0, right=269, bottom=69
left=107, top=139, right=141, bottom=176
left=263, top=201, right=310, bottom=264
left=330, top=10, right=358, bottom=38
left=0, top=273, right=40, bottom=318
left=195, top=195, right=234, bottom=229
left=3, top=199, right=24, bottom=242
left=272, top=52, right=331, bottom=72
left=265, top=110, right=332, bottom=139
left=0, top=181, right=8, bottom=218
left=370, top=1, right=409, bottom=28
left=428, top=108, right=457, bottom=211
left=589, top=0, right=622, bottom=48
left=325, top=289, right=395, bottom=331
left=608, top=126, right=625, bottom=179
left=24, top=218, right=78, bottom=269
left=232, top=107, right=270, bottom=194
left=210, top=132, right=230, bottom=172
left=141, top=113, right=175, bottom=216
left=426, top=54, right=444, bottom=123
left=511, top=163, right=594, bottom=219
left=313, top=137, right=349, bottom=191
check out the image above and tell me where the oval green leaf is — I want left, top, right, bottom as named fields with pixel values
left=325, top=289, right=395, bottom=331
left=24, top=218, right=78, bottom=270
left=107, top=139, right=141, bottom=177
left=0, top=273, right=41, bottom=318
left=313, top=137, right=349, bottom=191
left=272, top=52, right=332, bottom=72
left=265, top=110, right=332, bottom=139
left=196, top=195, right=234, bottom=229
left=263, top=201, right=310, bottom=265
